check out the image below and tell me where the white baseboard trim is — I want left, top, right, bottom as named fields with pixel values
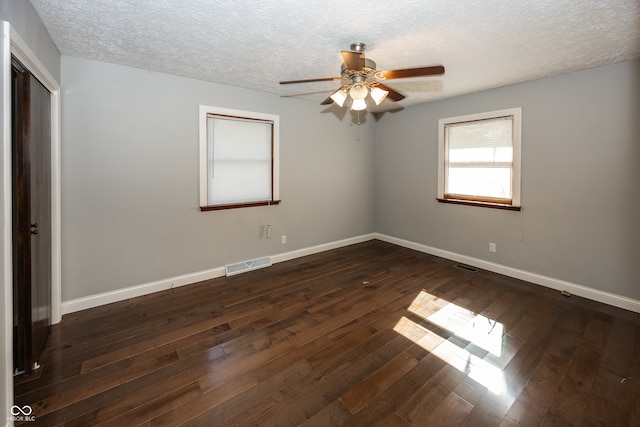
left=61, top=266, right=227, bottom=315
left=62, top=232, right=640, bottom=315
left=61, top=233, right=377, bottom=315
left=271, top=233, right=376, bottom=264
left=375, top=233, right=640, bottom=313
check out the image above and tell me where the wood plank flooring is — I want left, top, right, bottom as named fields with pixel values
left=14, top=240, right=640, bottom=426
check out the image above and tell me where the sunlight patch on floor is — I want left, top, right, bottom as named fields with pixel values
left=431, top=339, right=507, bottom=394
left=393, top=316, right=445, bottom=352
left=395, top=290, right=508, bottom=395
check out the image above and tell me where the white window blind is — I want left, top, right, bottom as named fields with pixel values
left=207, top=115, right=273, bottom=206
left=198, top=105, right=280, bottom=211
left=445, top=116, right=514, bottom=202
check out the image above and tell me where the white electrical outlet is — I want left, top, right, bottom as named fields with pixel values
left=489, top=242, right=496, bottom=253
left=281, top=235, right=287, bottom=245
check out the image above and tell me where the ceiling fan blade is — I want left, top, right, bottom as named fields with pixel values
left=341, top=50, right=365, bottom=70
left=380, top=65, right=445, bottom=80
left=374, top=83, right=406, bottom=102
left=320, top=96, right=334, bottom=105
left=279, top=77, right=341, bottom=85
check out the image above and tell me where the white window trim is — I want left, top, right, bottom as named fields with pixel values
left=437, top=107, right=522, bottom=208
left=198, top=105, right=280, bottom=209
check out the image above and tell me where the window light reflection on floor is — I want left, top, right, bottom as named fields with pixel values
left=394, top=290, right=508, bottom=395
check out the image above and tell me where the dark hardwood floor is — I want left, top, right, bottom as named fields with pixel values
left=14, top=240, right=640, bottom=426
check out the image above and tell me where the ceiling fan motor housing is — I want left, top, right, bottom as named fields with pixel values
left=341, top=58, right=377, bottom=77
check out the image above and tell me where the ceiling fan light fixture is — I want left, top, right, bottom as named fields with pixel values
left=370, top=86, right=389, bottom=105
left=349, top=84, right=368, bottom=100
left=330, top=88, right=348, bottom=107
left=350, top=98, right=367, bottom=111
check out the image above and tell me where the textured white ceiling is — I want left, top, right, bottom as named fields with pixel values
left=30, top=0, right=640, bottom=112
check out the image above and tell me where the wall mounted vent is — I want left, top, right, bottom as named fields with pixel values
left=225, top=256, right=272, bottom=277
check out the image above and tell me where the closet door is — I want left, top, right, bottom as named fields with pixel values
left=12, top=57, right=51, bottom=374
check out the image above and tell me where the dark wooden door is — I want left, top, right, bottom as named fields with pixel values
left=12, top=58, right=52, bottom=374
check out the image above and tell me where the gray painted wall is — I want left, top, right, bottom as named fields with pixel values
left=374, top=59, right=640, bottom=300
left=61, top=56, right=375, bottom=301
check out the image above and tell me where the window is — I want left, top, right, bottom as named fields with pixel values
left=437, top=108, right=521, bottom=210
left=199, top=105, right=280, bottom=210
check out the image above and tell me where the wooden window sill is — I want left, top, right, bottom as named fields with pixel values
left=201, top=200, right=281, bottom=211
left=436, top=198, right=521, bottom=211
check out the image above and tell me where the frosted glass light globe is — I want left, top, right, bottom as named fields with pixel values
left=349, top=84, right=368, bottom=100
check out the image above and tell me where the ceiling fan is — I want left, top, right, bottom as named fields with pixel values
left=279, top=42, right=445, bottom=111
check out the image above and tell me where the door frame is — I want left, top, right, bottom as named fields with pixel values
left=1, top=20, right=61, bottom=423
